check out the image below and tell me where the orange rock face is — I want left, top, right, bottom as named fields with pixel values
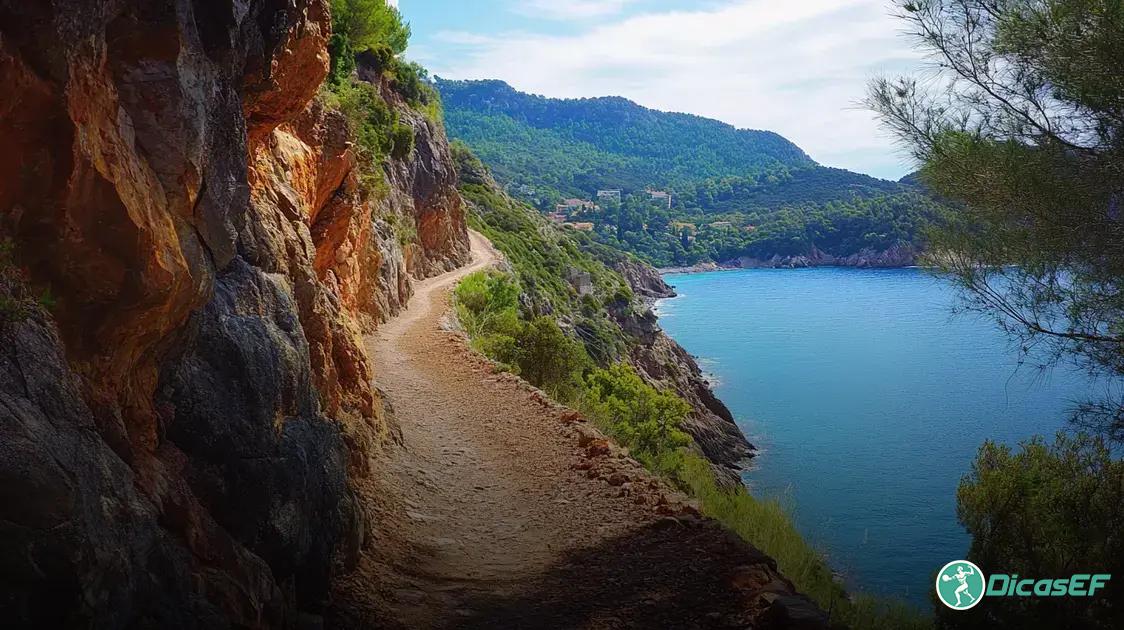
left=1, top=0, right=464, bottom=625
left=246, top=101, right=379, bottom=422
left=0, top=0, right=340, bottom=456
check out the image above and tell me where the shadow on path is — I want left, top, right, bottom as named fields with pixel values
left=446, top=519, right=832, bottom=630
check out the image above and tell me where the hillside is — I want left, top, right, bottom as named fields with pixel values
left=438, top=78, right=813, bottom=195
left=446, top=147, right=927, bottom=629
left=0, top=1, right=836, bottom=627
left=453, top=144, right=753, bottom=481
left=437, top=79, right=946, bottom=268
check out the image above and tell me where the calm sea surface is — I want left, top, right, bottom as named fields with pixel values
left=656, top=267, right=1095, bottom=606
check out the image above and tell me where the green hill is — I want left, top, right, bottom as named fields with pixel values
left=436, top=79, right=945, bottom=267
left=437, top=78, right=812, bottom=195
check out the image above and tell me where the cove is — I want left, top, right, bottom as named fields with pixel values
left=656, top=267, right=1096, bottom=606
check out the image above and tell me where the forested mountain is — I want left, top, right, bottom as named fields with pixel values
left=438, top=78, right=812, bottom=194
left=437, top=79, right=946, bottom=268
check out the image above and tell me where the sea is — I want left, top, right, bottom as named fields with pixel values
left=656, top=266, right=1097, bottom=606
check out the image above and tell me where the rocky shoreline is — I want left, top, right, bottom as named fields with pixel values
left=659, top=244, right=920, bottom=274
left=612, top=259, right=755, bottom=486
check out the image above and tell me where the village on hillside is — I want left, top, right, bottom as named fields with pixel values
left=535, top=188, right=753, bottom=238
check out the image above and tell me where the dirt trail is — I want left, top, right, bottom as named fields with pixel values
left=332, top=231, right=824, bottom=630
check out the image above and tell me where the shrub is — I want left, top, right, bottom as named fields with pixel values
left=322, top=78, right=398, bottom=195
left=454, top=271, right=522, bottom=339
left=455, top=273, right=587, bottom=396
left=470, top=333, right=521, bottom=371
left=390, top=121, right=415, bottom=159
left=942, top=433, right=1124, bottom=629
left=330, top=0, right=410, bottom=54
left=326, top=33, right=355, bottom=85
left=583, top=363, right=691, bottom=474
left=514, top=317, right=588, bottom=397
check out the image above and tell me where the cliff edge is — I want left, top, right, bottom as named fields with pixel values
left=0, top=1, right=466, bottom=625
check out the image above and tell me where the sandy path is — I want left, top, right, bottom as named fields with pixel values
left=331, top=231, right=814, bottom=629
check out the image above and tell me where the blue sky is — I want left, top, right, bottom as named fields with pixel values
left=397, top=0, right=925, bottom=181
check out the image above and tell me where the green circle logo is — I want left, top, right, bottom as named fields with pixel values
left=936, top=560, right=986, bottom=610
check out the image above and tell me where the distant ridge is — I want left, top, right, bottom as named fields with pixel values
left=436, top=78, right=815, bottom=194
left=436, top=78, right=943, bottom=268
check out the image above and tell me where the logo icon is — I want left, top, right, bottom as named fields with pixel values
left=936, top=560, right=986, bottom=610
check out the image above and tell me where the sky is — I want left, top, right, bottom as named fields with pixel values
left=399, top=0, right=927, bottom=181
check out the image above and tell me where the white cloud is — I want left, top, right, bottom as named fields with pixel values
left=429, top=0, right=923, bottom=179
left=513, top=0, right=637, bottom=20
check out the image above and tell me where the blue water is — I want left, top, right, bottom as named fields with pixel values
left=656, top=267, right=1096, bottom=606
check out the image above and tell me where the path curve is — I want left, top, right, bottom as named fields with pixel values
left=331, top=230, right=821, bottom=630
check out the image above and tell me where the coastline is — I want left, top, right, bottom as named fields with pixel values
left=612, top=259, right=757, bottom=482
left=658, top=245, right=921, bottom=275
left=658, top=262, right=737, bottom=275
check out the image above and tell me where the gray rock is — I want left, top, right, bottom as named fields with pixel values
left=610, top=259, right=755, bottom=486
left=157, top=258, right=359, bottom=611
left=0, top=314, right=234, bottom=628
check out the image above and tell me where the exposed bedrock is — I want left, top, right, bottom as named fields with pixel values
left=0, top=0, right=467, bottom=626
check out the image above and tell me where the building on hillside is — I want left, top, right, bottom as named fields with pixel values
left=709, top=221, right=733, bottom=229
left=669, top=221, right=697, bottom=233
left=596, top=189, right=622, bottom=203
left=565, top=268, right=593, bottom=297
left=546, top=211, right=568, bottom=223
left=646, top=189, right=672, bottom=208
left=557, top=198, right=596, bottom=213
left=564, top=222, right=595, bottom=232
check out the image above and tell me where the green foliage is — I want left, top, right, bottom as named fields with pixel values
left=437, top=78, right=946, bottom=267
left=455, top=150, right=635, bottom=363
left=940, top=433, right=1124, bottom=629
left=390, top=121, right=415, bottom=159
left=515, top=317, right=588, bottom=397
left=580, top=190, right=945, bottom=267
left=470, top=333, right=519, bottom=369
left=327, top=33, right=356, bottom=85
left=454, top=271, right=522, bottom=339
left=330, top=0, right=410, bottom=54
left=386, top=60, right=443, bottom=120
left=320, top=79, right=394, bottom=195
left=327, top=0, right=440, bottom=121
left=332, top=79, right=394, bottom=155
left=320, top=72, right=418, bottom=197
left=438, top=78, right=812, bottom=194
left=582, top=364, right=691, bottom=475
left=454, top=272, right=588, bottom=397
left=869, top=0, right=1124, bottom=437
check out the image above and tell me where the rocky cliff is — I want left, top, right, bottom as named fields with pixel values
left=614, top=257, right=676, bottom=301
left=0, top=1, right=467, bottom=626
left=609, top=259, right=754, bottom=485
left=455, top=150, right=753, bottom=486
